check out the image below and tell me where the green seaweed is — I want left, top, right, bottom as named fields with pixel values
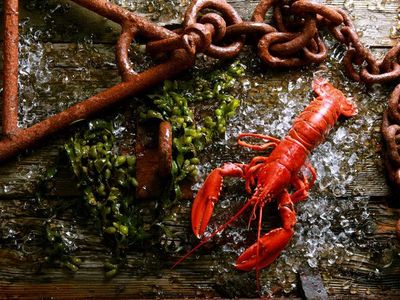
left=61, top=61, right=245, bottom=270
left=65, top=120, right=146, bottom=265
left=43, top=222, right=82, bottom=273
left=142, top=61, right=245, bottom=201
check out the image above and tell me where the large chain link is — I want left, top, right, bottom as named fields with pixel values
left=147, top=0, right=400, bottom=192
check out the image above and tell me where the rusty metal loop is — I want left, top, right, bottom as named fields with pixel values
left=343, top=48, right=361, bottom=82
left=199, top=13, right=227, bottom=43
left=308, top=36, right=318, bottom=51
left=266, top=1, right=319, bottom=57
left=387, top=83, right=400, bottom=123
left=184, top=0, right=244, bottom=58
left=258, top=32, right=306, bottom=68
left=380, top=62, right=400, bottom=203
left=183, top=23, right=213, bottom=53
left=364, top=50, right=381, bottom=74
left=382, top=113, right=400, bottom=166
left=270, top=16, right=317, bottom=56
left=204, top=38, right=245, bottom=58
left=273, top=4, right=288, bottom=33
left=342, top=29, right=380, bottom=83
left=291, top=0, right=343, bottom=26
left=252, top=0, right=320, bottom=58
left=252, top=0, right=277, bottom=23
left=382, top=111, right=400, bottom=187
left=360, top=63, right=400, bottom=84
left=341, top=26, right=367, bottom=64
left=380, top=43, right=400, bottom=73
left=382, top=84, right=400, bottom=195
left=146, top=23, right=213, bottom=57
left=327, top=8, right=356, bottom=44
left=184, top=0, right=241, bottom=26
left=2, top=0, right=19, bottom=136
left=303, top=34, right=328, bottom=63
left=116, top=23, right=138, bottom=81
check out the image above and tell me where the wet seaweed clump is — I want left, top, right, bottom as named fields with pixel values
left=61, top=62, right=245, bottom=272
left=65, top=120, right=145, bottom=275
left=141, top=61, right=245, bottom=200
left=42, top=222, right=82, bottom=273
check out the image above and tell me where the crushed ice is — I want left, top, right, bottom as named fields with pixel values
left=6, top=1, right=398, bottom=296
left=193, top=47, right=391, bottom=295
left=18, top=10, right=117, bottom=128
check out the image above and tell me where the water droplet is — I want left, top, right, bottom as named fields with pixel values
left=349, top=285, right=358, bottom=295
left=307, top=257, right=318, bottom=268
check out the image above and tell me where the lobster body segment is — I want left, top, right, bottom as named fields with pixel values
left=189, top=79, right=357, bottom=274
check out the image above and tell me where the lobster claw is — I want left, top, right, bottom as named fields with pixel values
left=192, top=163, right=244, bottom=238
left=191, top=168, right=223, bottom=238
left=235, top=227, right=294, bottom=271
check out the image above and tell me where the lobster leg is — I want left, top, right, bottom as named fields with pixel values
left=192, top=162, right=246, bottom=238
left=238, top=133, right=280, bottom=151
left=237, top=133, right=281, bottom=193
left=235, top=190, right=296, bottom=271
left=291, top=162, right=316, bottom=203
left=245, top=156, right=270, bottom=193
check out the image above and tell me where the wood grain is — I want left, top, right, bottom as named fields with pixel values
left=0, top=0, right=399, bottom=298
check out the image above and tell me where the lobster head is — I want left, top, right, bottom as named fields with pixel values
left=251, top=163, right=292, bottom=204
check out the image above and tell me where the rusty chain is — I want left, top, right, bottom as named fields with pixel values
left=147, top=0, right=400, bottom=193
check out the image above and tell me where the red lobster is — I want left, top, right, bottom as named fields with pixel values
left=174, top=79, right=357, bottom=279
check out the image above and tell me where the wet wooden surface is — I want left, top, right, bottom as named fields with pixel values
left=0, top=0, right=399, bottom=299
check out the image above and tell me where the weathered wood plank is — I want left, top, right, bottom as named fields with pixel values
left=0, top=0, right=399, bottom=298
left=0, top=194, right=398, bottom=298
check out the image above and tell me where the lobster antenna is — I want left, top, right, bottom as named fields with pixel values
left=256, top=203, right=264, bottom=292
left=171, top=199, right=254, bottom=269
left=247, top=201, right=258, bottom=230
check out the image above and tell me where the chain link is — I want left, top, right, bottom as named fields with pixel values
left=146, top=0, right=400, bottom=190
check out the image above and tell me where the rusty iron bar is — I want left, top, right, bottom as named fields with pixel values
left=0, top=50, right=193, bottom=162
left=72, top=0, right=175, bottom=40
left=135, top=120, right=173, bottom=199
left=2, top=0, right=19, bottom=137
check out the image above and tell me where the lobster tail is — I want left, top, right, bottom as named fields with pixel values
left=288, top=79, right=358, bottom=151
left=312, top=78, right=358, bottom=117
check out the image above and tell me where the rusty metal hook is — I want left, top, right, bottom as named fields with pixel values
left=0, top=0, right=195, bottom=163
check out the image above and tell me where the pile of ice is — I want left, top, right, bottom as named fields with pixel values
left=193, top=51, right=390, bottom=295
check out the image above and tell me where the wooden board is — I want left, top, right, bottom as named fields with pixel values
left=0, top=0, right=399, bottom=298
